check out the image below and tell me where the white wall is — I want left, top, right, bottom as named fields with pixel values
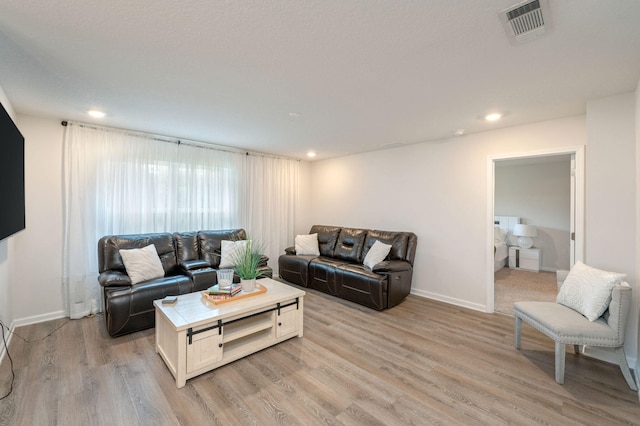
left=11, top=115, right=65, bottom=324
left=495, top=159, right=571, bottom=270
left=310, top=115, right=586, bottom=310
left=585, top=92, right=638, bottom=369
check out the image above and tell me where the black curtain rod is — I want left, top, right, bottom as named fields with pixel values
left=60, top=120, right=300, bottom=161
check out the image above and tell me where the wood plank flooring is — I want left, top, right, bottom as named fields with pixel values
left=1, top=287, right=639, bottom=425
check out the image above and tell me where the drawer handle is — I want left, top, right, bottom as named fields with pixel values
left=278, top=322, right=282, bottom=326
left=218, top=343, right=223, bottom=348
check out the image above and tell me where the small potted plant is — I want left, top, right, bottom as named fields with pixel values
left=233, top=238, right=266, bottom=292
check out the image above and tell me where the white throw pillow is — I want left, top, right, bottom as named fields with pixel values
left=556, top=261, right=626, bottom=321
left=219, top=240, right=248, bottom=268
left=119, top=244, right=165, bottom=285
left=295, top=233, right=320, bottom=256
left=363, top=240, right=392, bottom=270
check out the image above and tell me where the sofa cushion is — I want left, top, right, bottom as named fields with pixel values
left=363, top=240, right=392, bottom=269
left=363, top=230, right=409, bottom=262
left=219, top=239, right=248, bottom=268
left=119, top=244, right=165, bottom=285
left=99, top=233, right=177, bottom=274
left=333, top=228, right=367, bottom=263
left=174, top=231, right=199, bottom=264
left=309, top=225, right=342, bottom=257
left=295, top=233, right=320, bottom=256
left=198, top=229, right=246, bottom=267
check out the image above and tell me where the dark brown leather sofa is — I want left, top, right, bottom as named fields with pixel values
left=278, top=225, right=417, bottom=310
left=98, top=229, right=272, bottom=337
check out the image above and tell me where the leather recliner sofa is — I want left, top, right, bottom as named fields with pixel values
left=98, top=229, right=272, bottom=337
left=278, top=225, right=417, bottom=310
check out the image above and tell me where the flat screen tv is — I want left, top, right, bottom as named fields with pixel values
left=0, top=100, right=25, bottom=241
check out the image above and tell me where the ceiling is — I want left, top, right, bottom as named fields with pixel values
left=1, top=1, right=639, bottom=160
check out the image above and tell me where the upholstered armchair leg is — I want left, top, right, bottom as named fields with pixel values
left=514, top=316, right=522, bottom=349
left=573, top=344, right=581, bottom=354
left=615, top=347, right=638, bottom=391
left=555, top=341, right=565, bottom=384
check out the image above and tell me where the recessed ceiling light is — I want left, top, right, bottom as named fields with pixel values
left=289, top=112, right=302, bottom=118
left=307, top=151, right=316, bottom=158
left=485, top=112, right=502, bottom=122
left=88, top=110, right=105, bottom=118
left=454, top=129, right=465, bottom=136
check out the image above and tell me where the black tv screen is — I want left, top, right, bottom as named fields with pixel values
left=0, top=101, right=25, bottom=241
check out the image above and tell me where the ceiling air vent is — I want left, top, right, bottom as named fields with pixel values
left=500, top=0, right=549, bottom=42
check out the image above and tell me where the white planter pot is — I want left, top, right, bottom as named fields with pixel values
left=241, top=278, right=256, bottom=292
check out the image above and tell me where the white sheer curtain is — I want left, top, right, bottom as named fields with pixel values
left=62, top=122, right=298, bottom=319
left=240, top=154, right=299, bottom=273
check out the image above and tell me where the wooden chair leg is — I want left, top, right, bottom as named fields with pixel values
left=615, top=347, right=638, bottom=391
left=514, top=315, right=522, bottom=349
left=555, top=341, right=565, bottom=384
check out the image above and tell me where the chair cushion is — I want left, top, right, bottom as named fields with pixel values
left=556, top=261, right=626, bottom=321
left=514, top=301, right=619, bottom=346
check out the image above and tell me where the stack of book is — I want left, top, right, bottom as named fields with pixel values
left=206, top=283, right=242, bottom=301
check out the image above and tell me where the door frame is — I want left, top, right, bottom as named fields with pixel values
left=486, top=146, right=585, bottom=313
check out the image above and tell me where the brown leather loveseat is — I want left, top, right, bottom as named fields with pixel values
left=98, top=229, right=272, bottom=337
left=278, top=225, right=417, bottom=310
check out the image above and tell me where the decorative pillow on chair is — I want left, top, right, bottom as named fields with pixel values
left=119, top=244, right=165, bottom=285
left=363, top=240, right=392, bottom=270
left=556, top=261, right=626, bottom=321
left=219, top=240, right=248, bottom=268
left=295, top=233, right=320, bottom=256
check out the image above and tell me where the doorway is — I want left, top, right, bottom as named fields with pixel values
left=486, top=146, right=585, bottom=313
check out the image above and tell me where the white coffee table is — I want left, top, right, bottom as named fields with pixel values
left=154, top=277, right=305, bottom=388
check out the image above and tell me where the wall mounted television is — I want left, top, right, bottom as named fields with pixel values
left=0, top=100, right=25, bottom=241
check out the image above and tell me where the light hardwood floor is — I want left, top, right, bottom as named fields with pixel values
left=1, top=287, right=639, bottom=425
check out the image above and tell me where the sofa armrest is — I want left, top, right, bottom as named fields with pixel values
left=284, top=246, right=296, bottom=255
left=372, top=260, right=412, bottom=273
left=98, top=270, right=132, bottom=287
left=258, top=255, right=270, bottom=268
left=180, top=259, right=211, bottom=271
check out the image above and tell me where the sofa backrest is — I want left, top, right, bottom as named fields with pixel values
left=309, top=225, right=341, bottom=257
left=197, top=229, right=247, bottom=267
left=98, top=233, right=178, bottom=275
left=333, top=228, right=367, bottom=263
left=173, top=231, right=199, bottom=264
left=308, top=225, right=417, bottom=265
left=363, top=229, right=418, bottom=265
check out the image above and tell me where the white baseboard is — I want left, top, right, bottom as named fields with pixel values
left=1, top=311, right=67, bottom=368
left=0, top=320, right=15, bottom=366
left=636, top=359, right=640, bottom=401
left=13, top=310, right=66, bottom=328
left=410, top=289, right=486, bottom=312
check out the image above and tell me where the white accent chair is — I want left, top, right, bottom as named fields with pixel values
left=514, top=270, right=637, bottom=390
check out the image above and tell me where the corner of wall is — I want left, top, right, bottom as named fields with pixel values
left=0, top=85, right=14, bottom=329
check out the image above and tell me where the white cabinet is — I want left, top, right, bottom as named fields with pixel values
left=186, top=325, right=223, bottom=373
left=276, top=303, right=299, bottom=338
left=509, top=247, right=541, bottom=272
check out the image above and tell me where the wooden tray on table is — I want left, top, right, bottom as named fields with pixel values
left=201, top=283, right=267, bottom=305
